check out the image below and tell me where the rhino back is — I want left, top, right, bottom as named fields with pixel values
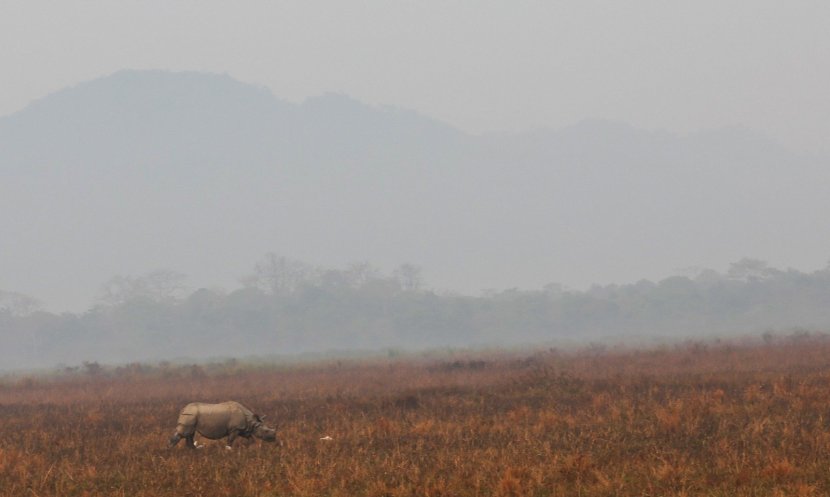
left=193, top=402, right=249, bottom=440
left=228, top=401, right=257, bottom=426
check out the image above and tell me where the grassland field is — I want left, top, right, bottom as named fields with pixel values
left=3, top=335, right=830, bottom=496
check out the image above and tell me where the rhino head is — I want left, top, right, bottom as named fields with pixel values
left=252, top=414, right=278, bottom=443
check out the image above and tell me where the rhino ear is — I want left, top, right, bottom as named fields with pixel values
left=260, top=415, right=267, bottom=421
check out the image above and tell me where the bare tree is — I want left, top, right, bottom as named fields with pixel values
left=347, top=261, right=380, bottom=289
left=393, top=264, right=423, bottom=292
left=244, top=253, right=314, bottom=295
left=0, top=290, right=41, bottom=316
left=99, top=270, right=187, bottom=305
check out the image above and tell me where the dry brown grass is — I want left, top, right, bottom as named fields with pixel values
left=4, top=336, right=830, bottom=496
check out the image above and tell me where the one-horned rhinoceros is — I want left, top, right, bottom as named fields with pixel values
left=169, top=401, right=278, bottom=449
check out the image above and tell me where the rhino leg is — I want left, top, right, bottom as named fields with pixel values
left=226, top=430, right=239, bottom=449
left=185, top=434, right=197, bottom=449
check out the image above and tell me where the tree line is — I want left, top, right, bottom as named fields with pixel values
left=3, top=255, right=830, bottom=370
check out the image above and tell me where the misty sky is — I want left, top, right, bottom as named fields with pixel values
left=2, top=1, right=829, bottom=155
left=3, top=1, right=830, bottom=313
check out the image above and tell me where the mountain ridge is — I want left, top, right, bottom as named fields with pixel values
left=2, top=70, right=828, bottom=312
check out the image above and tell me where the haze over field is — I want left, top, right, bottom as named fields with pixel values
left=2, top=69, right=830, bottom=312
left=2, top=2, right=830, bottom=369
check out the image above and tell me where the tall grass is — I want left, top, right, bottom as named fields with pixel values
left=2, top=335, right=830, bottom=496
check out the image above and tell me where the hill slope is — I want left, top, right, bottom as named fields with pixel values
left=1, top=70, right=828, bottom=311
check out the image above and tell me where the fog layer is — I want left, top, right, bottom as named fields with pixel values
left=2, top=71, right=829, bottom=312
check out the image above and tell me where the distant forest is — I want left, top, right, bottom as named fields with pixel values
left=3, top=255, right=830, bottom=370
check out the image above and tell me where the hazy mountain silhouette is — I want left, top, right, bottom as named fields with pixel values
left=2, top=70, right=829, bottom=311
